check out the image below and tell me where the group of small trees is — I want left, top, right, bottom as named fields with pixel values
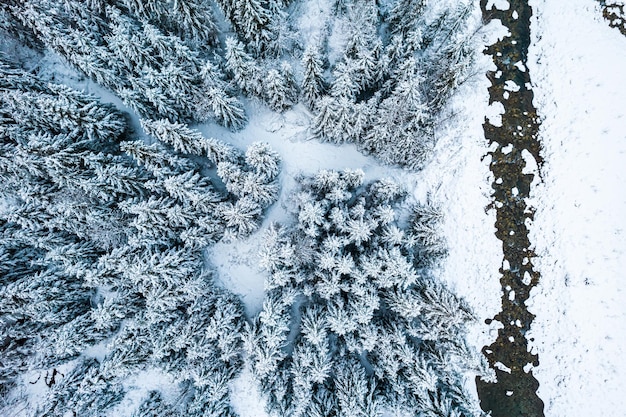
left=247, top=170, right=491, bottom=417
left=0, top=59, right=280, bottom=416
left=305, top=0, right=477, bottom=169
left=225, top=38, right=299, bottom=112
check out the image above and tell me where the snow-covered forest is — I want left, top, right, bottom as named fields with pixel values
left=1, top=0, right=625, bottom=416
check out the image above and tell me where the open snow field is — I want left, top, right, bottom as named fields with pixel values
left=526, top=0, right=626, bottom=415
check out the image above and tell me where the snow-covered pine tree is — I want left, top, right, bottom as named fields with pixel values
left=130, top=121, right=282, bottom=242
left=203, top=86, right=249, bottom=131
left=132, top=391, right=180, bottom=417
left=248, top=170, right=490, bottom=417
left=120, top=0, right=219, bottom=46
left=140, top=118, right=238, bottom=165
left=0, top=64, right=140, bottom=401
left=265, top=0, right=298, bottom=57
left=225, top=37, right=263, bottom=97
left=387, top=0, right=428, bottom=35
left=198, top=59, right=248, bottom=130
left=245, top=141, right=282, bottom=182
left=36, top=359, right=125, bottom=417
left=264, top=67, right=295, bottom=112
left=217, top=159, right=280, bottom=209
left=233, top=0, right=274, bottom=56
left=305, top=0, right=479, bottom=168
left=312, top=94, right=370, bottom=144
left=280, top=62, right=300, bottom=106
left=0, top=3, right=44, bottom=50
left=361, top=58, right=433, bottom=169
left=421, top=4, right=476, bottom=109
left=301, top=44, right=326, bottom=109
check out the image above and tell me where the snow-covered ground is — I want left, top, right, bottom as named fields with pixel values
left=526, top=0, right=626, bottom=415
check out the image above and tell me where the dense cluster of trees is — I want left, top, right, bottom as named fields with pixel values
left=247, top=170, right=491, bottom=417
left=0, top=0, right=247, bottom=129
left=1, top=0, right=477, bottom=169
left=307, top=0, right=476, bottom=168
left=0, top=59, right=279, bottom=415
left=0, top=0, right=487, bottom=415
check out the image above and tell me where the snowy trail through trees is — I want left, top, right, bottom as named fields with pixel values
left=476, top=0, right=544, bottom=415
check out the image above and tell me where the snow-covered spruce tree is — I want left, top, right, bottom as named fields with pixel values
left=301, top=44, right=326, bottom=109
left=264, top=66, right=296, bottom=112
left=235, top=0, right=274, bottom=56
left=132, top=391, right=179, bottom=417
left=226, top=37, right=264, bottom=97
left=360, top=58, right=434, bottom=169
left=387, top=0, right=428, bottom=36
left=216, top=0, right=276, bottom=57
left=0, top=2, right=44, bottom=50
left=137, top=118, right=281, bottom=240
left=225, top=38, right=299, bottom=111
left=140, top=118, right=240, bottom=165
left=216, top=141, right=281, bottom=239
left=35, top=358, right=125, bottom=416
left=198, top=60, right=249, bottom=131
left=0, top=63, right=134, bottom=402
left=311, top=2, right=381, bottom=146
left=247, top=170, right=491, bottom=417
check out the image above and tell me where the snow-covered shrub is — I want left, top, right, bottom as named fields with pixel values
left=247, top=170, right=491, bottom=417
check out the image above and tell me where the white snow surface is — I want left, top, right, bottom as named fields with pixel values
left=527, top=0, right=626, bottom=415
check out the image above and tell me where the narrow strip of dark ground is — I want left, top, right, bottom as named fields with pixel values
left=476, top=1, right=545, bottom=416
